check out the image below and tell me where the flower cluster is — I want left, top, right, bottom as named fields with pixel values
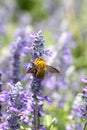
left=69, top=77, right=87, bottom=130
left=0, top=30, right=54, bottom=130
left=77, top=77, right=87, bottom=130
left=6, top=82, right=28, bottom=129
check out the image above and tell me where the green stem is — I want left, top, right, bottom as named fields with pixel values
left=34, top=99, right=40, bottom=130
left=84, top=122, right=87, bottom=130
left=35, top=102, right=39, bottom=130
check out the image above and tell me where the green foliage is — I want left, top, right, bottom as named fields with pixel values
left=72, top=41, right=87, bottom=70
left=79, top=0, right=87, bottom=31
left=16, top=0, right=47, bottom=22
left=43, top=30, right=56, bottom=47
left=42, top=107, right=67, bottom=130
left=19, top=122, right=32, bottom=130
left=16, top=0, right=37, bottom=11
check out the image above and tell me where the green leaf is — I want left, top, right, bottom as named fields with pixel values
left=19, top=122, right=32, bottom=130
left=43, top=115, right=52, bottom=127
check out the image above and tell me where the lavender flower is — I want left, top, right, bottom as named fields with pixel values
left=11, top=38, right=22, bottom=84
left=0, top=121, right=9, bottom=130
left=71, top=77, right=87, bottom=130
left=81, top=82, right=87, bottom=130
left=7, top=82, right=27, bottom=130
left=10, top=28, right=34, bottom=84
left=28, top=30, right=44, bottom=95
left=27, top=31, right=45, bottom=130
left=0, top=73, right=8, bottom=124
left=11, top=36, right=27, bottom=84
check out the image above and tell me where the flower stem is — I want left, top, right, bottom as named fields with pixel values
left=83, top=122, right=87, bottom=130
left=29, top=31, right=44, bottom=130
left=34, top=100, right=39, bottom=130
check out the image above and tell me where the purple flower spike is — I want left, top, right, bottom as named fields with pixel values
left=27, top=31, right=46, bottom=130
left=7, top=82, right=27, bottom=129
left=75, top=76, right=87, bottom=129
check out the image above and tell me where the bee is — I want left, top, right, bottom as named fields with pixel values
left=27, top=58, right=60, bottom=78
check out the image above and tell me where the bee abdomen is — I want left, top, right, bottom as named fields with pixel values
left=36, top=69, right=46, bottom=78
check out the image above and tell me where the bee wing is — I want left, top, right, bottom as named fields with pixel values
left=26, top=66, right=37, bottom=73
left=46, top=65, right=60, bottom=73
